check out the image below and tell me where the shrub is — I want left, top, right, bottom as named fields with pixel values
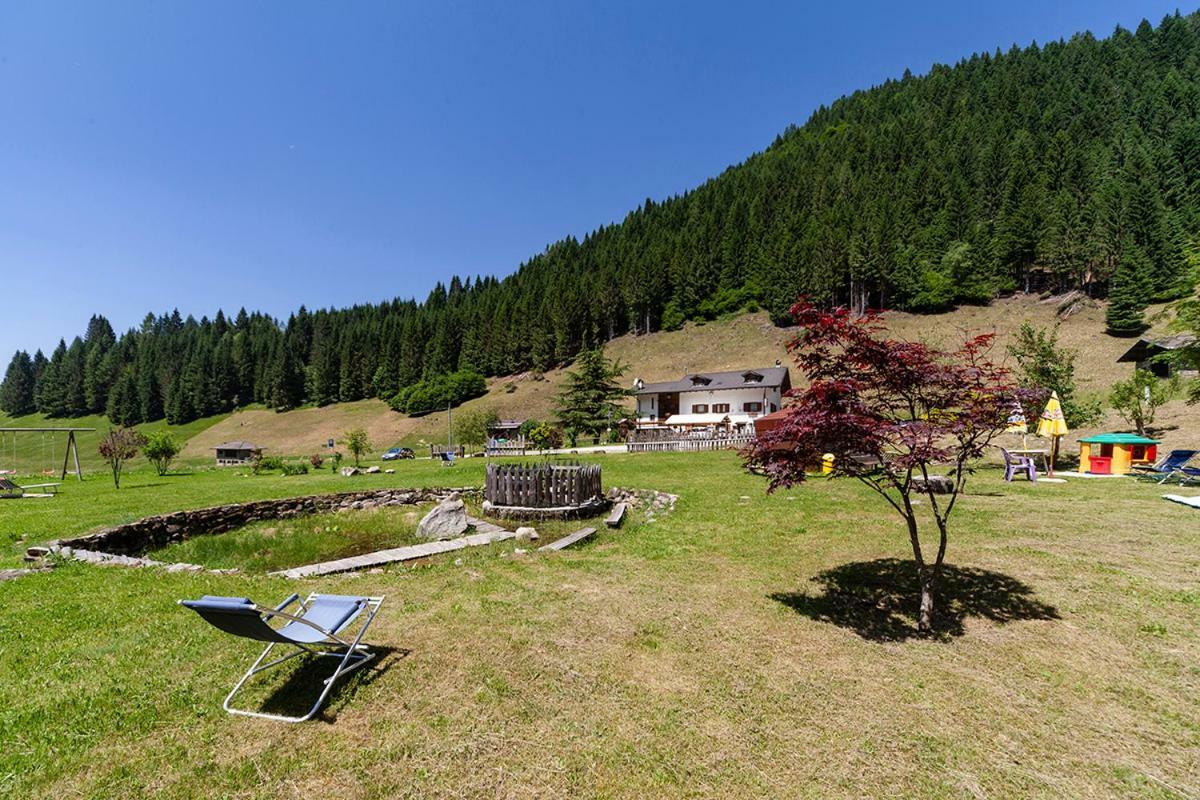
left=389, top=369, right=488, bottom=416
left=331, top=452, right=344, bottom=471
left=309, top=453, right=324, bottom=469
left=251, top=455, right=284, bottom=475
left=143, top=431, right=181, bottom=476
left=1109, top=370, right=1178, bottom=435
left=281, top=462, right=309, bottom=476
left=527, top=423, right=563, bottom=451
left=342, top=428, right=372, bottom=467
left=1007, top=322, right=1102, bottom=428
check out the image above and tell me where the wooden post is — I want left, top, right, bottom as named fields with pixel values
left=71, top=431, right=83, bottom=480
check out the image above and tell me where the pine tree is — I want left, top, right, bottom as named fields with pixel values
left=0, top=351, right=36, bottom=416
left=1106, top=242, right=1153, bottom=335
left=553, top=347, right=630, bottom=440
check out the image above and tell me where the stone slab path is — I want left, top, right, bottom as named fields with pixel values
left=538, top=527, right=597, bottom=552
left=274, top=517, right=513, bottom=579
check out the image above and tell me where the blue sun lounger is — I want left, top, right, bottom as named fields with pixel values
left=179, top=593, right=384, bottom=722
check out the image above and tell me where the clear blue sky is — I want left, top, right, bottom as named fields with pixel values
left=0, top=0, right=1184, bottom=356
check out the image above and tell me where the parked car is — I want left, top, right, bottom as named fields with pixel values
left=381, top=447, right=415, bottom=461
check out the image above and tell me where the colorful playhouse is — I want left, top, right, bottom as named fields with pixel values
left=1077, top=433, right=1159, bottom=475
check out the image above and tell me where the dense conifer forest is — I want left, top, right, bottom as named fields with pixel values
left=4, top=13, right=1200, bottom=424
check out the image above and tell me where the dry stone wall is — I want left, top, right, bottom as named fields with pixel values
left=51, top=487, right=483, bottom=556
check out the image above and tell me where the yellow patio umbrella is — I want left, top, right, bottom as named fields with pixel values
left=1035, top=391, right=1069, bottom=476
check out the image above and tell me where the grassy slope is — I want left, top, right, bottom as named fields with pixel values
left=180, top=293, right=1199, bottom=460
left=1, top=453, right=1197, bottom=798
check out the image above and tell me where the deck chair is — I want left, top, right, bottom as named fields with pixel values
left=1176, top=466, right=1200, bottom=487
left=0, top=478, right=60, bottom=498
left=1132, top=449, right=1198, bottom=483
left=179, top=593, right=384, bottom=722
left=1000, top=448, right=1037, bottom=482
left=437, top=452, right=456, bottom=467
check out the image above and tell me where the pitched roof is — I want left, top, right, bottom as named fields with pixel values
left=211, top=441, right=263, bottom=451
left=633, top=366, right=790, bottom=395
left=1117, top=333, right=1197, bottom=361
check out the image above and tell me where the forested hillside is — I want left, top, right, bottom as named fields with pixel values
left=4, top=12, right=1200, bottom=425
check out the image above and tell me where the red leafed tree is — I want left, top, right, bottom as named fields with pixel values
left=744, top=301, right=1021, bottom=633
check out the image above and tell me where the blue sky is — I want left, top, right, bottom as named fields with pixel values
left=0, top=0, right=1184, bottom=356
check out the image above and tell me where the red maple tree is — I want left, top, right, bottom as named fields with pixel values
left=744, top=301, right=1022, bottom=632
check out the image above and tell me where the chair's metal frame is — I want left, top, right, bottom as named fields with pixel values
left=184, top=592, right=385, bottom=723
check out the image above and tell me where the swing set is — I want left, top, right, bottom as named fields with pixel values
left=0, top=427, right=95, bottom=481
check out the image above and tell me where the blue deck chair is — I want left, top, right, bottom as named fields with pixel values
left=1176, top=466, right=1200, bottom=486
left=438, top=451, right=456, bottom=466
left=1131, top=449, right=1198, bottom=483
left=179, top=593, right=384, bottom=722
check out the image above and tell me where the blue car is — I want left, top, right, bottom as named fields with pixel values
left=381, top=447, right=415, bottom=461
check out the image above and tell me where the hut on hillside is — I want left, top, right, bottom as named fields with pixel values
left=212, top=441, right=263, bottom=467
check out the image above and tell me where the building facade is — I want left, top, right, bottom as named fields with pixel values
left=632, top=366, right=791, bottom=430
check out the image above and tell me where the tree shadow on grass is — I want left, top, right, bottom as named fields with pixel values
left=770, top=558, right=1059, bottom=642
left=246, top=645, right=409, bottom=722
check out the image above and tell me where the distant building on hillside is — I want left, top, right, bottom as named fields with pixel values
left=632, top=365, right=790, bottom=431
left=212, top=441, right=263, bottom=466
left=1116, top=334, right=1197, bottom=378
left=487, top=418, right=527, bottom=440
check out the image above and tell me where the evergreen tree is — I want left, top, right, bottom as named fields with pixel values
left=553, top=347, right=630, bottom=440
left=0, top=351, right=37, bottom=416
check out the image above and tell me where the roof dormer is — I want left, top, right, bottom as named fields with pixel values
left=689, top=375, right=712, bottom=386
left=742, top=371, right=764, bottom=383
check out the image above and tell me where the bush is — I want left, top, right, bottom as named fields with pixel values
left=1109, top=370, right=1178, bottom=435
left=143, top=431, right=181, bottom=476
left=389, top=369, right=487, bottom=416
left=342, top=428, right=372, bottom=467
left=527, top=423, right=563, bottom=451
left=251, top=455, right=284, bottom=475
left=281, top=462, right=309, bottom=476
left=309, top=453, right=324, bottom=469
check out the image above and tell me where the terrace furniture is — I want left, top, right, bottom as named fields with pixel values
left=437, top=452, right=456, bottom=467
left=1000, top=448, right=1037, bottom=482
left=1176, top=466, right=1200, bottom=487
left=1006, top=447, right=1050, bottom=474
left=179, top=593, right=385, bottom=723
left=1131, top=449, right=1198, bottom=483
left=0, top=478, right=61, bottom=498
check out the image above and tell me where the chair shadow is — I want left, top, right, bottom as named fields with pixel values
left=770, top=558, right=1059, bottom=642
left=251, top=645, right=410, bottom=722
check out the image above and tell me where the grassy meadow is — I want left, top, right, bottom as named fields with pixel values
left=1, top=451, right=1198, bottom=798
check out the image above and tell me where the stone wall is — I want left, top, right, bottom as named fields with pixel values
left=53, top=487, right=483, bottom=556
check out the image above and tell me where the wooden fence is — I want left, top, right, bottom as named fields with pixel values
left=486, top=437, right=527, bottom=456
left=626, top=434, right=755, bottom=453
left=485, top=462, right=602, bottom=509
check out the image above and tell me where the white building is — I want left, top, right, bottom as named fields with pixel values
left=632, top=366, right=791, bottom=430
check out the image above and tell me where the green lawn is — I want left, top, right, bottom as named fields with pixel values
left=1, top=452, right=1198, bottom=798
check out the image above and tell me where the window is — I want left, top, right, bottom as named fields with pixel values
left=712, top=403, right=730, bottom=413
left=692, top=404, right=709, bottom=414
left=743, top=402, right=763, bottom=413
left=742, top=371, right=763, bottom=383
left=689, top=375, right=712, bottom=386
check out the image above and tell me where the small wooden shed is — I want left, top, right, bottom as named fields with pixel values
left=212, top=441, right=263, bottom=467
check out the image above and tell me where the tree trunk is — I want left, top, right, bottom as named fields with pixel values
left=918, top=565, right=936, bottom=632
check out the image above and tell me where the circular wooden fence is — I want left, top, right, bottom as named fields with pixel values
left=483, top=462, right=605, bottom=519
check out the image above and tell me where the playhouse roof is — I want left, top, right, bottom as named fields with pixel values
left=1078, top=433, right=1159, bottom=445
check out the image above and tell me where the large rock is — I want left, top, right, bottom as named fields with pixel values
left=417, top=494, right=470, bottom=540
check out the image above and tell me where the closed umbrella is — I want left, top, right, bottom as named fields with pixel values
left=1005, top=401, right=1029, bottom=448
left=1035, top=391, right=1069, bottom=476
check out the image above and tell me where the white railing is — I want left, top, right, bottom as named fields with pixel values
left=626, top=435, right=755, bottom=453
